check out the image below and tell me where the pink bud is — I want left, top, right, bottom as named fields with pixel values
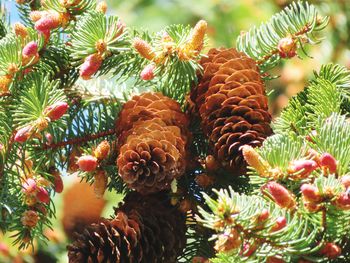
left=265, top=182, right=295, bottom=209
left=241, top=242, right=257, bottom=257
left=34, top=14, right=60, bottom=32
left=44, top=101, right=69, bottom=121
left=45, top=133, right=53, bottom=145
left=140, top=64, right=156, bottom=81
left=14, top=126, right=32, bottom=143
left=22, top=41, right=38, bottom=57
left=320, top=243, right=341, bottom=259
left=288, top=159, right=318, bottom=178
left=36, top=187, right=50, bottom=204
left=257, top=209, right=269, bottom=222
left=53, top=171, right=63, bottom=193
left=301, top=184, right=321, bottom=203
left=334, top=192, right=350, bottom=210
left=271, top=217, right=287, bottom=232
left=79, top=54, right=103, bottom=80
left=341, top=175, right=350, bottom=188
left=320, top=153, right=337, bottom=174
left=77, top=155, right=98, bottom=172
left=22, top=178, right=37, bottom=194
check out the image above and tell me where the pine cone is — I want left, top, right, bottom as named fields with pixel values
left=67, top=192, right=187, bottom=263
left=116, top=92, right=190, bottom=194
left=190, top=48, right=272, bottom=173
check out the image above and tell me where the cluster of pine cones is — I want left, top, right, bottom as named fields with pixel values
left=67, top=48, right=271, bottom=262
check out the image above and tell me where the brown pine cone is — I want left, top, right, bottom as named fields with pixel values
left=67, top=192, right=187, bottom=263
left=190, top=48, right=272, bottom=174
left=116, top=92, right=190, bottom=194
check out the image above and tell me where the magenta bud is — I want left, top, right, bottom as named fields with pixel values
left=14, top=126, right=32, bottom=143
left=265, top=182, right=295, bottom=209
left=36, top=187, right=50, bottom=204
left=22, top=178, right=37, bottom=194
left=79, top=54, right=102, bottom=80
left=288, top=159, right=318, bottom=178
left=335, top=192, right=350, bottom=210
left=22, top=41, right=38, bottom=57
left=140, top=64, right=155, bottom=81
left=320, top=153, right=337, bottom=174
left=44, top=101, right=69, bottom=121
left=301, top=184, right=321, bottom=203
left=257, top=209, right=269, bottom=222
left=271, top=217, right=287, bottom=232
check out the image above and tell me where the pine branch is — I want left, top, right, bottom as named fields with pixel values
left=237, top=1, right=328, bottom=73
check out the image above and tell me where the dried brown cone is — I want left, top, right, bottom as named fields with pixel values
left=67, top=192, right=187, bottom=263
left=61, top=179, right=106, bottom=240
left=190, top=48, right=272, bottom=174
left=116, top=92, right=190, bottom=194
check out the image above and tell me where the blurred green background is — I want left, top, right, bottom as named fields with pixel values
left=2, top=0, right=350, bottom=262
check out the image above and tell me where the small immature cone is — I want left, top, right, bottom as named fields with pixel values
left=214, top=228, right=241, bottom=253
left=96, top=1, right=107, bottom=13
left=320, top=153, right=337, bottom=174
left=0, top=75, right=12, bottom=93
left=271, top=216, right=287, bottom=232
left=22, top=178, right=37, bottom=195
left=301, top=184, right=321, bottom=203
left=52, top=170, right=64, bottom=193
left=195, top=173, right=214, bottom=188
left=79, top=54, right=103, bottom=80
left=257, top=208, right=269, bottom=222
left=35, top=11, right=62, bottom=32
left=14, top=125, right=32, bottom=143
left=288, top=159, right=318, bottom=178
left=265, top=182, right=295, bottom=209
left=188, top=20, right=207, bottom=51
left=278, top=36, right=297, bottom=58
left=21, top=210, right=39, bottom=228
left=22, top=41, right=38, bottom=57
left=77, top=155, right=98, bottom=172
left=140, top=64, right=156, bottom=81
left=13, top=22, right=28, bottom=38
left=341, top=175, right=350, bottom=188
left=320, top=243, right=342, bottom=259
left=93, top=170, right=108, bottom=198
left=44, top=101, right=69, bottom=121
left=133, top=37, right=155, bottom=61
left=93, top=140, right=110, bottom=160
left=36, top=187, right=50, bottom=204
left=242, top=145, right=270, bottom=176
left=334, top=192, right=350, bottom=210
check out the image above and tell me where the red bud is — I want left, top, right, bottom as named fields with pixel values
left=301, top=184, right=321, bottom=203
left=257, top=209, right=269, bottom=222
left=77, top=155, right=98, bottom=172
left=320, top=153, right=337, bottom=174
left=53, top=171, right=63, bottom=193
left=265, top=182, right=295, bottom=209
left=140, top=64, right=155, bottom=81
left=79, top=54, right=103, bottom=80
left=277, top=36, right=297, bottom=59
left=22, top=41, right=38, bottom=57
left=288, top=159, right=318, bottom=178
left=36, top=187, right=50, bottom=204
left=341, top=175, right=350, bottom=188
left=271, top=217, right=287, bottom=232
left=14, top=126, right=32, bottom=143
left=334, top=192, right=350, bottom=210
left=44, top=101, right=69, bottom=121
left=22, top=178, right=37, bottom=195
left=45, top=133, right=53, bottom=145
left=34, top=13, right=60, bottom=32
left=320, top=243, right=341, bottom=259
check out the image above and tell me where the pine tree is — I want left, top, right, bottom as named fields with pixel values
left=3, top=0, right=350, bottom=262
